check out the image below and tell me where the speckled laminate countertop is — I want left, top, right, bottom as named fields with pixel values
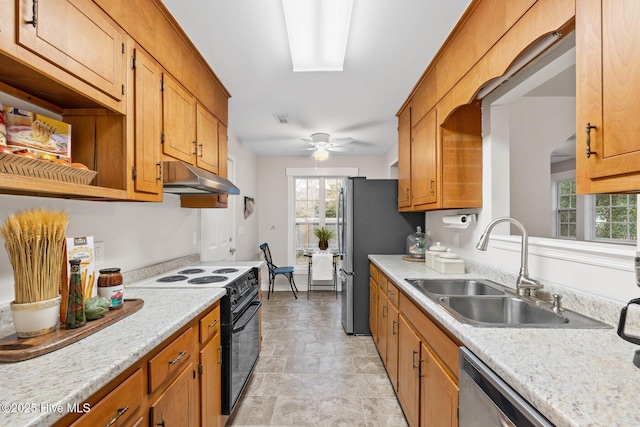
left=0, top=259, right=264, bottom=427
left=369, top=254, right=640, bottom=427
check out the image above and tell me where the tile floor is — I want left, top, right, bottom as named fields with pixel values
left=226, top=291, right=409, bottom=427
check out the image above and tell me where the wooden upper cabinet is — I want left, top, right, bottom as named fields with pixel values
left=576, top=0, right=640, bottom=193
left=16, top=0, right=126, bottom=102
left=218, top=124, right=228, bottom=179
left=162, top=73, right=197, bottom=163
left=196, top=104, right=220, bottom=174
left=132, top=46, right=162, bottom=197
left=397, top=106, right=411, bottom=208
left=411, top=108, right=438, bottom=208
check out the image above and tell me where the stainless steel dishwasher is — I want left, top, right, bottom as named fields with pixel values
left=459, top=347, right=555, bottom=427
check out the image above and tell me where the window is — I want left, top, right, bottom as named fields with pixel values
left=294, top=177, right=343, bottom=266
left=557, top=180, right=577, bottom=238
left=553, top=179, right=637, bottom=243
left=594, top=194, right=637, bottom=241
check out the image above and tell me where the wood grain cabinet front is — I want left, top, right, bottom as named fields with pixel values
left=70, top=368, right=144, bottom=427
left=576, top=0, right=640, bottom=193
left=148, top=327, right=194, bottom=393
left=195, top=103, right=220, bottom=175
left=16, top=0, right=126, bottom=103
left=150, top=362, right=198, bottom=427
left=199, top=318, right=223, bottom=427
left=162, top=73, right=197, bottom=164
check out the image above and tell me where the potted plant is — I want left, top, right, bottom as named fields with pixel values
left=313, top=226, right=335, bottom=251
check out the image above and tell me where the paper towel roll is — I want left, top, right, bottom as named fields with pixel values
left=442, top=214, right=475, bottom=229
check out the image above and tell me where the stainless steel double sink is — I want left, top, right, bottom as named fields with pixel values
left=405, top=278, right=611, bottom=328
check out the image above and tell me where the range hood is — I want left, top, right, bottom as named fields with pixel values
left=162, top=161, right=240, bottom=195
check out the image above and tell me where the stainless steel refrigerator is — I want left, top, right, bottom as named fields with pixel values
left=338, top=177, right=425, bottom=335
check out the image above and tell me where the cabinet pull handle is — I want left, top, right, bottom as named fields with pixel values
left=198, top=143, right=203, bottom=157
left=382, top=305, right=387, bottom=318
left=25, top=0, right=37, bottom=27
left=208, top=318, right=220, bottom=328
left=412, top=350, right=419, bottom=369
left=586, top=122, right=596, bottom=158
left=192, top=141, right=198, bottom=155
left=392, top=320, right=398, bottom=335
left=156, top=162, right=162, bottom=181
left=430, top=180, right=435, bottom=195
left=217, top=345, right=223, bottom=365
left=157, top=420, right=166, bottom=427
left=168, top=350, right=187, bottom=366
left=418, top=357, right=425, bottom=378
left=104, top=406, right=129, bottom=427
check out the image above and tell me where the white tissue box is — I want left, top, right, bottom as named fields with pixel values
left=434, top=257, right=465, bottom=274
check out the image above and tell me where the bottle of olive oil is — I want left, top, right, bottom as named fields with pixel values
left=65, top=259, right=86, bottom=329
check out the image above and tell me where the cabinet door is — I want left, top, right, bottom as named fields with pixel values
left=196, top=104, right=220, bottom=174
left=218, top=124, right=228, bottom=178
left=377, top=292, right=388, bottom=362
left=369, top=278, right=378, bottom=342
left=133, top=47, right=162, bottom=195
left=577, top=0, right=640, bottom=184
left=397, top=315, right=421, bottom=427
left=420, top=345, right=458, bottom=427
left=200, top=329, right=222, bottom=427
left=386, top=303, right=399, bottom=392
left=17, top=0, right=125, bottom=101
left=150, top=363, right=197, bottom=427
left=411, top=109, right=437, bottom=207
left=398, top=106, right=412, bottom=208
left=162, top=73, right=197, bottom=163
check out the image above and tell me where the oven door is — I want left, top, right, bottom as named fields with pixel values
left=229, top=300, right=261, bottom=412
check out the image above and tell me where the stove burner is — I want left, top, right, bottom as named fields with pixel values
left=157, top=275, right=188, bottom=283
left=213, top=268, right=239, bottom=274
left=178, top=268, right=206, bottom=275
left=187, top=275, right=228, bottom=284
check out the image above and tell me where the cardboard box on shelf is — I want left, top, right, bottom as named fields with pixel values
left=4, top=107, right=71, bottom=164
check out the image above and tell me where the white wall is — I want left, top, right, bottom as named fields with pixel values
left=509, top=96, right=576, bottom=237
left=257, top=155, right=389, bottom=289
left=0, top=194, right=198, bottom=304
left=226, top=129, right=260, bottom=261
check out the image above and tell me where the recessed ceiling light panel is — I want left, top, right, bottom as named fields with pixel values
left=283, top=0, right=354, bottom=72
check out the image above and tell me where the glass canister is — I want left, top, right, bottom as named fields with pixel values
left=97, top=268, right=124, bottom=309
left=406, top=226, right=428, bottom=259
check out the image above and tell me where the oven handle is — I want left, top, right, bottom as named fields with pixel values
left=233, top=301, right=262, bottom=333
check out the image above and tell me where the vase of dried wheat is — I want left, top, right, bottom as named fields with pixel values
left=1, top=208, right=68, bottom=338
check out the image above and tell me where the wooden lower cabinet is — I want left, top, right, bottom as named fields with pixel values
left=54, top=300, right=222, bottom=427
left=397, top=314, right=421, bottom=427
left=373, top=262, right=460, bottom=427
left=369, top=277, right=378, bottom=340
left=150, top=362, right=197, bottom=426
left=420, top=344, right=458, bottom=427
left=386, top=303, right=399, bottom=391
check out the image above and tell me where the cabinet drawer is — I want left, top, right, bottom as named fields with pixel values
left=70, top=369, right=143, bottom=427
left=387, top=282, right=399, bottom=308
left=149, top=327, right=194, bottom=393
left=199, top=302, right=221, bottom=344
left=378, top=273, right=388, bottom=295
left=369, top=263, right=379, bottom=283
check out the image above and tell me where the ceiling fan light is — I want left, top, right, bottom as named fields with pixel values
left=283, top=0, right=354, bottom=72
left=313, top=147, right=329, bottom=161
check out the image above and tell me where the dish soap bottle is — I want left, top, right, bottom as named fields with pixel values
left=406, top=226, right=428, bottom=259
left=65, top=259, right=86, bottom=329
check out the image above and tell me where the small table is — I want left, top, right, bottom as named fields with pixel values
left=303, top=251, right=340, bottom=299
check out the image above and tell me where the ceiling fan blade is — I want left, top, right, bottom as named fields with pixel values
left=329, top=137, right=354, bottom=146
left=327, top=146, right=352, bottom=152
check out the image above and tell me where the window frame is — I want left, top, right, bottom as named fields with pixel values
left=286, top=167, right=358, bottom=272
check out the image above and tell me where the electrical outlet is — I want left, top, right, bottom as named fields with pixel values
left=95, top=241, right=105, bottom=265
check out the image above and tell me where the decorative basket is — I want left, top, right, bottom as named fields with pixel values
left=0, top=152, right=97, bottom=185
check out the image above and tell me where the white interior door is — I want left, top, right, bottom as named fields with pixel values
left=201, top=157, right=236, bottom=261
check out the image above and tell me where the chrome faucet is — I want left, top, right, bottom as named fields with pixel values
left=476, top=217, right=543, bottom=296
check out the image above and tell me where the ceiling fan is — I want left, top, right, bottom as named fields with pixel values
left=301, top=133, right=353, bottom=160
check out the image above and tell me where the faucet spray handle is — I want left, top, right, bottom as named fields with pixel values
left=551, top=294, right=564, bottom=313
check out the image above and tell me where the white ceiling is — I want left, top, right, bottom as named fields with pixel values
left=160, top=0, right=472, bottom=157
